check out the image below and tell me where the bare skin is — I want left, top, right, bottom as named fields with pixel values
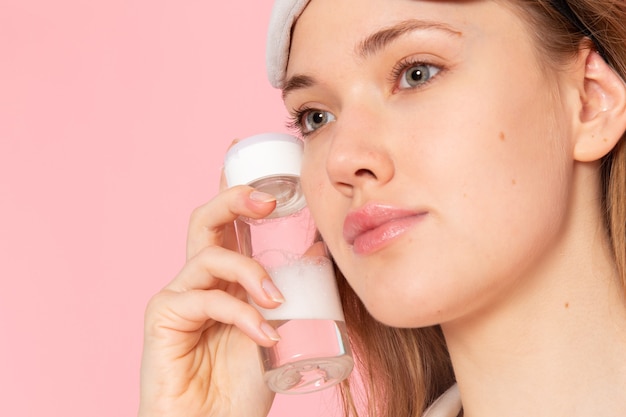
left=285, top=1, right=626, bottom=416
left=139, top=1, right=626, bottom=416
left=139, top=182, right=281, bottom=417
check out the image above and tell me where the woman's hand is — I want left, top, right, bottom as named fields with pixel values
left=138, top=181, right=283, bottom=417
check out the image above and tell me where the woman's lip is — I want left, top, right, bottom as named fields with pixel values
left=343, top=204, right=427, bottom=255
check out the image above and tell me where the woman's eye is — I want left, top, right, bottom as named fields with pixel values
left=397, top=63, right=441, bottom=89
left=301, top=110, right=335, bottom=134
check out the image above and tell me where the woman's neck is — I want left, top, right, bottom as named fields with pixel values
left=441, top=167, right=626, bottom=417
left=444, top=253, right=626, bottom=416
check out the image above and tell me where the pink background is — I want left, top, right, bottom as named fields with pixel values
left=0, top=1, right=340, bottom=416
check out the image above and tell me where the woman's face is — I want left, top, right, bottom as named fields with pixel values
left=284, top=0, right=576, bottom=327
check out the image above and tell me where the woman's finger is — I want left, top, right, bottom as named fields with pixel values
left=186, top=185, right=276, bottom=259
left=146, top=288, right=281, bottom=347
left=165, top=245, right=285, bottom=308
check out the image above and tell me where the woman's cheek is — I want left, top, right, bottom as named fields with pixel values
left=301, top=157, right=328, bottom=218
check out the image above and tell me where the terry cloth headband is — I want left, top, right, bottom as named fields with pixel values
left=266, top=0, right=311, bottom=88
left=265, top=0, right=606, bottom=89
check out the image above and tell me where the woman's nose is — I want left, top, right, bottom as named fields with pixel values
left=325, top=108, right=395, bottom=197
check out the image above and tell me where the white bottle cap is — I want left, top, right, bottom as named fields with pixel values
left=224, top=133, right=306, bottom=217
left=223, top=133, right=303, bottom=186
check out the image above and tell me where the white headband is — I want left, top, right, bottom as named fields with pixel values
left=266, top=0, right=312, bottom=88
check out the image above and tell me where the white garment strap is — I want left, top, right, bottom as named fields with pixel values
left=422, top=384, right=462, bottom=417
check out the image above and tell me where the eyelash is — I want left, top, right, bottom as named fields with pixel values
left=388, top=57, right=442, bottom=91
left=287, top=107, right=314, bottom=138
left=286, top=58, right=443, bottom=137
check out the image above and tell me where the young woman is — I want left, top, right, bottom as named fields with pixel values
left=139, top=1, right=626, bottom=416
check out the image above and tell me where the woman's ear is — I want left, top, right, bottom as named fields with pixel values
left=573, top=50, right=626, bottom=162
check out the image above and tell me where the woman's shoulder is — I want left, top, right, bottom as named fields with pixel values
left=422, top=384, right=462, bottom=417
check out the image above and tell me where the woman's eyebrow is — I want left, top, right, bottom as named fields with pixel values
left=282, top=74, right=316, bottom=100
left=282, top=19, right=461, bottom=99
left=356, top=19, right=462, bottom=58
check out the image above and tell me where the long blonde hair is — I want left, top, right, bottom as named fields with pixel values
left=336, top=1, right=626, bottom=416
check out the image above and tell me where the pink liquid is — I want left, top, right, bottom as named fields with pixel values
left=259, top=319, right=353, bottom=394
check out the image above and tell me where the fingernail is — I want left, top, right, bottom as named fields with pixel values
left=262, top=279, right=285, bottom=303
left=249, top=191, right=276, bottom=203
left=260, top=321, right=281, bottom=341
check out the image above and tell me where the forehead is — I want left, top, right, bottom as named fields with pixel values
left=285, top=0, right=529, bottom=73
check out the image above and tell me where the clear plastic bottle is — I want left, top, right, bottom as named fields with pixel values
left=223, top=133, right=354, bottom=394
